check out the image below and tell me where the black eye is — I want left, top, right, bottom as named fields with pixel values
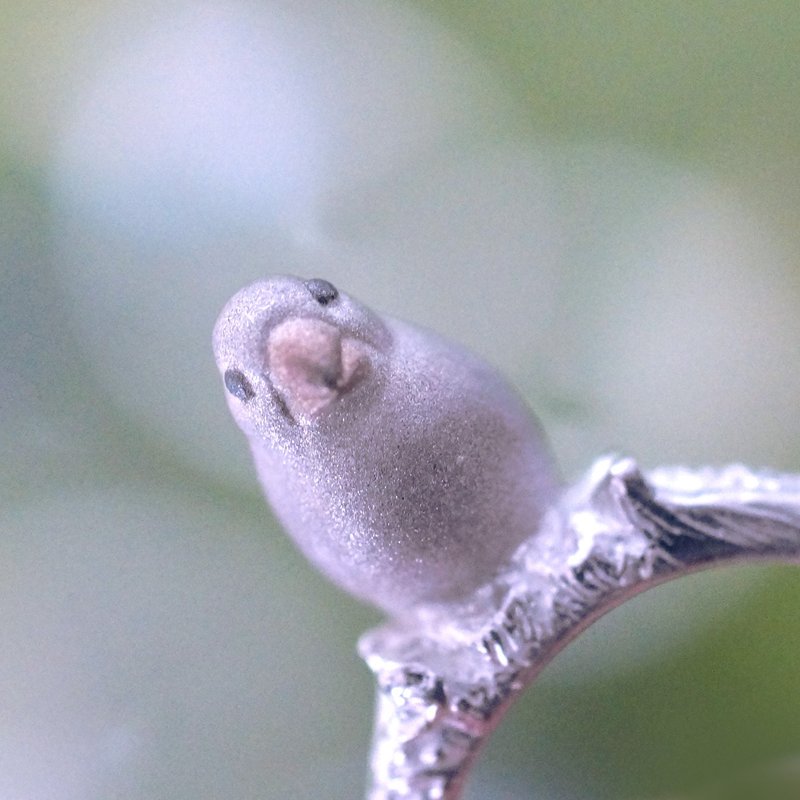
left=224, top=368, right=255, bottom=402
left=304, top=278, right=338, bottom=306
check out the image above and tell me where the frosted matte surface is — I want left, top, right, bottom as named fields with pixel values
left=213, top=276, right=560, bottom=615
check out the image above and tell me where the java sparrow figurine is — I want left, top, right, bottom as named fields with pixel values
left=212, top=276, right=559, bottom=616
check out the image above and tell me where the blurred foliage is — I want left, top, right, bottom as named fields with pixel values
left=420, top=2, right=800, bottom=163
left=1, top=3, right=799, bottom=799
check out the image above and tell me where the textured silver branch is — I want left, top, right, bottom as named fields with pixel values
left=359, top=455, right=800, bottom=800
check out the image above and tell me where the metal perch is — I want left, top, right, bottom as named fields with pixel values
left=360, top=456, right=800, bottom=799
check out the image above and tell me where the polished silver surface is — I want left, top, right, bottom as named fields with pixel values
left=359, top=456, right=800, bottom=800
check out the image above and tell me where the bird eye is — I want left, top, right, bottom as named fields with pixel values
left=304, top=278, right=339, bottom=306
left=224, top=368, right=255, bottom=402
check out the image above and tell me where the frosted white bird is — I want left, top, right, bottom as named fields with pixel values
left=214, top=276, right=800, bottom=800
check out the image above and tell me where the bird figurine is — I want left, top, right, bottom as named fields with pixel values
left=213, top=275, right=559, bottom=616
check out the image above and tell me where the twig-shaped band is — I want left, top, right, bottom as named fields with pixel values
left=360, top=456, right=800, bottom=800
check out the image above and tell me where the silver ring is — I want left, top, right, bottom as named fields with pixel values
left=360, top=456, right=800, bottom=800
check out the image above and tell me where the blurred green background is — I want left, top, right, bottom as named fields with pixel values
left=2, top=2, right=799, bottom=798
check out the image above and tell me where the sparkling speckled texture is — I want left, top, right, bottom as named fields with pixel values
left=213, top=276, right=559, bottom=615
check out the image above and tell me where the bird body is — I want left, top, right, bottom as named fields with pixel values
left=213, top=276, right=558, bottom=616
